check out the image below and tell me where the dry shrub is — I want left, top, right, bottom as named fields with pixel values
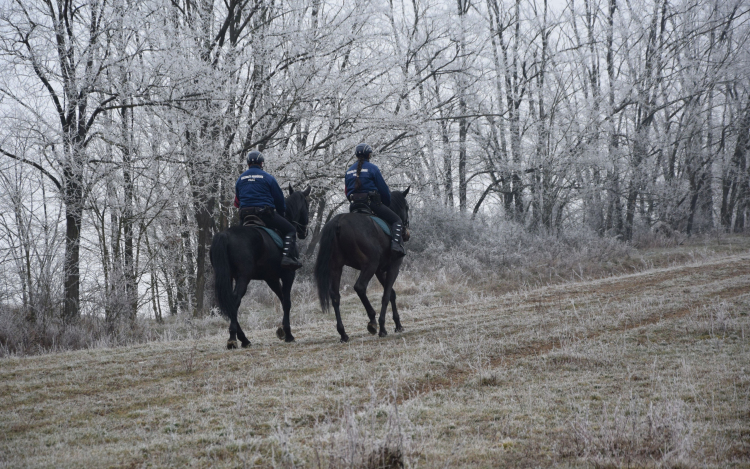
left=562, top=398, right=693, bottom=467
left=310, top=404, right=407, bottom=469
left=402, top=202, right=631, bottom=291
left=692, top=300, right=745, bottom=340
left=0, top=304, right=230, bottom=357
left=274, top=388, right=414, bottom=469
left=0, top=305, right=136, bottom=356
left=632, top=225, right=684, bottom=249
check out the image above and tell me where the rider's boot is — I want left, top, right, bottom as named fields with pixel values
left=280, top=234, right=303, bottom=270
left=390, top=222, right=406, bottom=258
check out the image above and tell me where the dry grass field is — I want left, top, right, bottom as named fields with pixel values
left=2, top=242, right=750, bottom=468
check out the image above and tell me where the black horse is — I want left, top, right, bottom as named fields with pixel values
left=210, top=185, right=311, bottom=349
left=314, top=188, right=410, bottom=342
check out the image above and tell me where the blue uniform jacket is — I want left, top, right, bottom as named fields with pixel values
left=344, top=161, right=391, bottom=207
left=235, top=166, right=286, bottom=216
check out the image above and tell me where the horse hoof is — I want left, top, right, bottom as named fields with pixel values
left=241, top=341, right=251, bottom=348
left=367, top=322, right=377, bottom=335
left=227, top=339, right=239, bottom=350
left=340, top=335, right=350, bottom=343
left=395, top=326, right=403, bottom=333
left=276, top=327, right=285, bottom=341
left=285, top=335, right=296, bottom=343
left=379, top=330, right=388, bottom=338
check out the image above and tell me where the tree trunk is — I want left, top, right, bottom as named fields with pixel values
left=192, top=195, right=216, bottom=317
left=62, top=170, right=83, bottom=321
left=721, top=100, right=750, bottom=231
left=306, top=192, right=327, bottom=256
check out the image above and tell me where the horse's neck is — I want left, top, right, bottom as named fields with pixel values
left=286, top=197, right=304, bottom=225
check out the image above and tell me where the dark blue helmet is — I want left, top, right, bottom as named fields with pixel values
left=355, top=143, right=372, bottom=158
left=246, top=150, right=264, bottom=165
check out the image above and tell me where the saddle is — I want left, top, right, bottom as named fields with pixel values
left=239, top=207, right=283, bottom=248
left=240, top=206, right=272, bottom=227
left=348, top=191, right=381, bottom=215
left=349, top=202, right=372, bottom=215
left=347, top=193, right=390, bottom=235
left=242, top=215, right=266, bottom=227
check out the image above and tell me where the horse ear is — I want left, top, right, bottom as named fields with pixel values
left=303, top=186, right=311, bottom=197
left=288, top=183, right=294, bottom=195
left=403, top=186, right=410, bottom=197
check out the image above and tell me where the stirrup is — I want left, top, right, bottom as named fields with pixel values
left=280, top=256, right=303, bottom=270
left=390, top=241, right=405, bottom=257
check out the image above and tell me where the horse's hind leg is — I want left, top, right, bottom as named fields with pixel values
left=231, top=277, right=252, bottom=348
left=235, top=323, right=251, bottom=348
left=377, top=270, right=403, bottom=333
left=353, top=265, right=379, bottom=335
left=266, top=274, right=295, bottom=343
left=227, top=320, right=239, bottom=349
left=329, top=264, right=349, bottom=343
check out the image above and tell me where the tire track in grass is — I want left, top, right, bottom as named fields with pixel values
left=377, top=255, right=750, bottom=346
left=400, top=254, right=750, bottom=402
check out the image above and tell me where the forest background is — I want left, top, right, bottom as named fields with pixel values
left=0, top=0, right=749, bottom=350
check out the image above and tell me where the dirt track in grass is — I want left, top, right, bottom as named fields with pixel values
left=2, top=253, right=750, bottom=467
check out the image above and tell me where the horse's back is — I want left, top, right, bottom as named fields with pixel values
left=216, top=226, right=281, bottom=279
left=334, top=213, right=390, bottom=269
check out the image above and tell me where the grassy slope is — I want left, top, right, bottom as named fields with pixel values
left=1, top=246, right=750, bottom=468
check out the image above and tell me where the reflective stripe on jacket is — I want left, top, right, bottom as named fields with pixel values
left=235, top=166, right=286, bottom=216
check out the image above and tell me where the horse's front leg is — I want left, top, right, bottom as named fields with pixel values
left=353, top=264, right=378, bottom=335
left=377, top=270, right=403, bottom=333
left=280, top=272, right=296, bottom=342
left=267, top=275, right=295, bottom=342
left=377, top=261, right=403, bottom=337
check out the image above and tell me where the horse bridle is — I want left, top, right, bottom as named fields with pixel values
left=285, top=192, right=310, bottom=238
left=292, top=219, right=309, bottom=238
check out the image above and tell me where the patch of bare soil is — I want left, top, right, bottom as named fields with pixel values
left=1, top=254, right=749, bottom=467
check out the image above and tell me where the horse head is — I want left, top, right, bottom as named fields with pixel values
left=286, top=184, right=311, bottom=239
left=390, top=186, right=410, bottom=242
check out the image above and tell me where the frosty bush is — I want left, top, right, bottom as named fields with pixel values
left=278, top=386, right=414, bottom=469
left=564, top=398, right=694, bottom=466
left=0, top=303, right=232, bottom=357
left=401, top=201, right=631, bottom=291
left=0, top=304, right=145, bottom=356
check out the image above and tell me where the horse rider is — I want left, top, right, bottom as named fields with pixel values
left=234, top=150, right=303, bottom=270
left=344, top=143, right=406, bottom=257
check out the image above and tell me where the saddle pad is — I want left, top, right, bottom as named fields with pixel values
left=259, top=226, right=283, bottom=249
left=370, top=216, right=390, bottom=236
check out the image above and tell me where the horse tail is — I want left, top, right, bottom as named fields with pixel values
left=210, top=232, right=236, bottom=321
left=314, top=218, right=339, bottom=313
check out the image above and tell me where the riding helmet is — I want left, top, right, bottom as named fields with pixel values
left=355, top=143, right=373, bottom=158
left=246, top=150, right=265, bottom=165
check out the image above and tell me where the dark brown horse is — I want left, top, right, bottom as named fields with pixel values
left=314, top=189, right=410, bottom=342
left=210, top=185, right=310, bottom=349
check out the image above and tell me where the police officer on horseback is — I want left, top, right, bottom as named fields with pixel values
left=234, top=150, right=303, bottom=270
left=345, top=143, right=406, bottom=257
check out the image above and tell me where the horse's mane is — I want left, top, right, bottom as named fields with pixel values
left=286, top=191, right=309, bottom=225
left=389, top=191, right=407, bottom=215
